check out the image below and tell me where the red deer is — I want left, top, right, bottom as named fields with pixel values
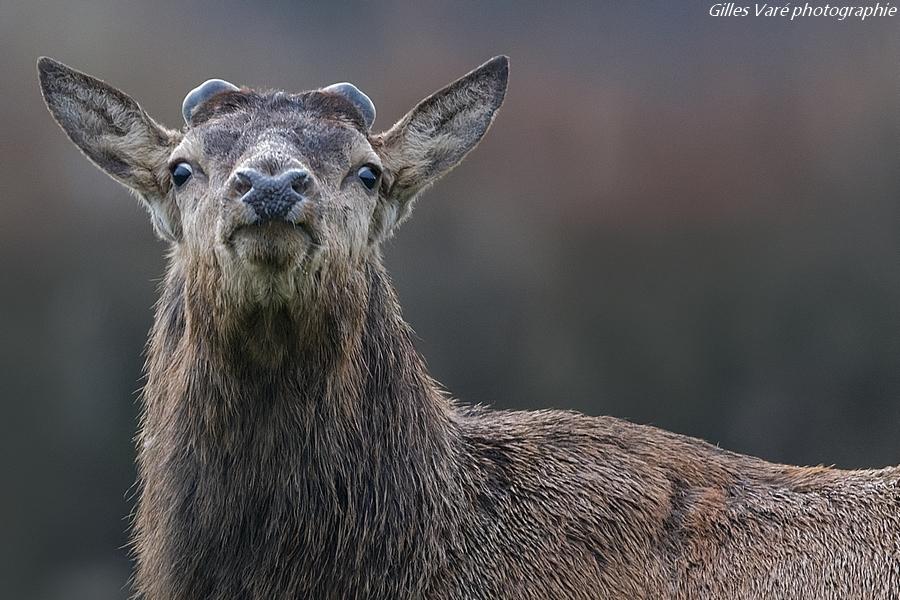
left=38, top=55, right=900, bottom=599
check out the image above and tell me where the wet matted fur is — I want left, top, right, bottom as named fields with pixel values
left=38, top=55, right=900, bottom=599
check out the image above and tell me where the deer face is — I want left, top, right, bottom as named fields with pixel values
left=172, top=89, right=382, bottom=288
left=38, top=57, right=507, bottom=306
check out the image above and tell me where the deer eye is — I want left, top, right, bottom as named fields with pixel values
left=357, top=164, right=380, bottom=191
left=170, top=162, right=193, bottom=187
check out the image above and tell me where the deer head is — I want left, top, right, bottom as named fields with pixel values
left=38, top=56, right=508, bottom=317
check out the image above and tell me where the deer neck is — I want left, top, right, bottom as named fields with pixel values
left=136, top=256, right=457, bottom=596
left=145, top=255, right=448, bottom=442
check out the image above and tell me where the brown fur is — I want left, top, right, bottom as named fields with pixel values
left=38, top=55, right=900, bottom=599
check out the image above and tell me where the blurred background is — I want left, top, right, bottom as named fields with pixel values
left=2, top=0, right=898, bottom=597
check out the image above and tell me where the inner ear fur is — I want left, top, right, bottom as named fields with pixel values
left=370, top=55, right=509, bottom=241
left=38, top=57, right=182, bottom=241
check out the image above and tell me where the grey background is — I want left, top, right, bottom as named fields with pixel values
left=2, top=1, right=898, bottom=597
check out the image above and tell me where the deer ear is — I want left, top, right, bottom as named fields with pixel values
left=37, top=57, right=183, bottom=241
left=370, top=55, right=508, bottom=242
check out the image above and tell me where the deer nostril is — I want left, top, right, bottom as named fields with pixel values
left=286, top=169, right=309, bottom=194
left=233, top=170, right=253, bottom=197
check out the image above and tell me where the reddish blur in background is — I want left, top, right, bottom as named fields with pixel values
left=2, top=1, right=899, bottom=597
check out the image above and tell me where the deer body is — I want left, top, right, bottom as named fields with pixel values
left=38, top=56, right=900, bottom=599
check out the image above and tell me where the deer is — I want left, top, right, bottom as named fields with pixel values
left=37, top=54, right=900, bottom=600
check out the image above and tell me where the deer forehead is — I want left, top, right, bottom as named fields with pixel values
left=176, top=87, right=374, bottom=172
left=183, top=106, right=374, bottom=177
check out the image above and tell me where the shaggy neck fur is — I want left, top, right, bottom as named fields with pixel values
left=134, top=254, right=459, bottom=599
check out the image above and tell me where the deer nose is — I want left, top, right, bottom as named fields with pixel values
left=233, top=168, right=309, bottom=222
